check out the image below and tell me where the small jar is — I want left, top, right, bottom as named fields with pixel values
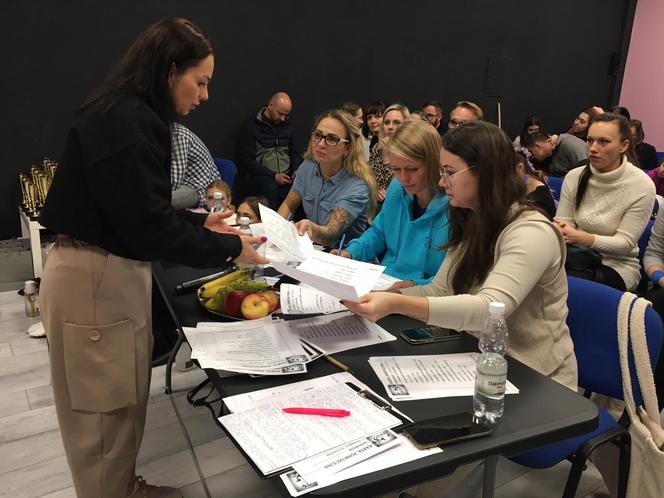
left=24, top=280, right=39, bottom=317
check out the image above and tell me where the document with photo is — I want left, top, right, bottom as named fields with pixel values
left=369, top=353, right=519, bottom=401
left=218, top=382, right=402, bottom=475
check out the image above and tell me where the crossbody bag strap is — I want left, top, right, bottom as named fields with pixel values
left=617, top=292, right=640, bottom=420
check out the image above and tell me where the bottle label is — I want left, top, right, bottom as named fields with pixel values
left=476, top=372, right=506, bottom=396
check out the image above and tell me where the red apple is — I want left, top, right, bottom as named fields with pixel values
left=225, top=291, right=250, bottom=318
left=256, top=290, right=279, bottom=313
left=241, top=293, right=271, bottom=319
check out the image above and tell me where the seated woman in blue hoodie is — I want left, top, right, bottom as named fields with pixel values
left=333, top=120, right=449, bottom=288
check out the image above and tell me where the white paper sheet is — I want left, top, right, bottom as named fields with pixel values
left=280, top=434, right=442, bottom=496
left=368, top=353, right=519, bottom=401
left=279, top=284, right=348, bottom=315
left=286, top=311, right=396, bottom=354
left=291, top=429, right=400, bottom=483
left=218, top=382, right=402, bottom=475
left=183, top=319, right=309, bottom=374
left=372, top=273, right=401, bottom=291
left=258, top=204, right=314, bottom=261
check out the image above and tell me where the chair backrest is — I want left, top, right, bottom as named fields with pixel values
left=566, top=276, right=663, bottom=404
left=213, top=158, right=237, bottom=187
left=547, top=175, right=564, bottom=202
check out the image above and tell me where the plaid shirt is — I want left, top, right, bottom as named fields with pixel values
left=170, top=122, right=220, bottom=206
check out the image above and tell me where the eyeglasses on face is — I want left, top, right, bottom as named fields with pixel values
left=311, top=131, right=350, bottom=147
left=448, top=118, right=467, bottom=128
left=425, top=113, right=441, bottom=119
left=439, top=165, right=475, bottom=187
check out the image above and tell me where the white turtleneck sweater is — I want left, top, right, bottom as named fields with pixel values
left=555, top=157, right=655, bottom=290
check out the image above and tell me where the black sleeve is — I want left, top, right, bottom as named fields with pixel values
left=89, top=142, right=242, bottom=267
left=237, top=122, right=275, bottom=178
left=644, top=144, right=660, bottom=170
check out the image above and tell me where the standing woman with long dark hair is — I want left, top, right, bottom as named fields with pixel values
left=39, top=18, right=267, bottom=498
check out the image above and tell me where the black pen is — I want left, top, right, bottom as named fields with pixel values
left=174, top=266, right=237, bottom=294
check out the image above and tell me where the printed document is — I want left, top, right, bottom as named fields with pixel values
left=258, top=204, right=385, bottom=300
left=281, top=434, right=442, bottom=497
left=369, top=353, right=519, bottom=401
left=218, top=382, right=402, bottom=475
left=279, top=283, right=347, bottom=315
left=286, top=311, right=396, bottom=354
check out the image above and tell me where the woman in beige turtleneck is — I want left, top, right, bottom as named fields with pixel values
left=555, top=112, right=655, bottom=291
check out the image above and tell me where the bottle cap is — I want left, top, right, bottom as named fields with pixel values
left=488, top=302, right=506, bottom=315
left=213, top=191, right=223, bottom=200
left=239, top=216, right=250, bottom=225
left=24, top=280, right=37, bottom=294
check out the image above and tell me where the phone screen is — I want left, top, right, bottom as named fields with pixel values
left=403, top=412, right=492, bottom=449
left=400, top=326, right=462, bottom=344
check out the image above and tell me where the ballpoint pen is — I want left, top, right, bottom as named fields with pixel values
left=282, top=407, right=351, bottom=417
left=324, top=354, right=352, bottom=373
left=337, top=234, right=346, bottom=253
left=286, top=212, right=293, bottom=222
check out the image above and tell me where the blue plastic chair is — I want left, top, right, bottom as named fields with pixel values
left=547, top=175, right=564, bottom=202
left=637, top=220, right=655, bottom=294
left=510, top=276, right=663, bottom=498
left=213, top=158, right=237, bottom=187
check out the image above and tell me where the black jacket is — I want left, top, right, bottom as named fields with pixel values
left=41, top=97, right=242, bottom=267
left=237, top=108, right=300, bottom=179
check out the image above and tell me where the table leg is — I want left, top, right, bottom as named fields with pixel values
left=164, top=331, right=184, bottom=394
left=29, top=225, right=43, bottom=278
left=482, top=454, right=497, bottom=498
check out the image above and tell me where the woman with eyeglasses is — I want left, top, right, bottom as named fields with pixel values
left=343, top=120, right=577, bottom=496
left=368, top=103, right=410, bottom=203
left=277, top=109, right=376, bottom=246
left=332, top=120, right=449, bottom=287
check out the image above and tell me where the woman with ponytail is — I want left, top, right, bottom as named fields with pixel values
left=278, top=109, right=376, bottom=246
left=555, top=113, right=655, bottom=290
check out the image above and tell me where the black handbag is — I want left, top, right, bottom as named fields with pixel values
left=565, top=243, right=602, bottom=272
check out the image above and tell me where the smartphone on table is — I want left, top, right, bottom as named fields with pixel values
left=402, top=411, right=492, bottom=449
left=400, top=326, right=462, bottom=344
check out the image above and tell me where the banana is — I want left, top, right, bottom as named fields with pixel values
left=200, top=269, right=251, bottom=299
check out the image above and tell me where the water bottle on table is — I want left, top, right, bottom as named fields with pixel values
left=473, top=301, right=509, bottom=423
left=237, top=216, right=266, bottom=277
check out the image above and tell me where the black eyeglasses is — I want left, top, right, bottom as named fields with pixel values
left=448, top=118, right=466, bottom=128
left=311, top=131, right=350, bottom=147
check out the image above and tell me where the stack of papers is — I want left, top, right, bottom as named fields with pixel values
left=219, top=381, right=402, bottom=475
left=279, top=283, right=348, bottom=315
left=369, top=353, right=519, bottom=401
left=258, top=204, right=386, bottom=300
left=220, top=372, right=442, bottom=496
left=183, top=318, right=315, bottom=375
left=183, top=312, right=396, bottom=375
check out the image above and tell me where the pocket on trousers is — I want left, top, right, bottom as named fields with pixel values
left=63, top=319, right=137, bottom=413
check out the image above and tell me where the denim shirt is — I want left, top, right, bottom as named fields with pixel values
left=291, top=159, right=369, bottom=244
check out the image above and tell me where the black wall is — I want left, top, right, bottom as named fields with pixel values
left=0, top=0, right=634, bottom=239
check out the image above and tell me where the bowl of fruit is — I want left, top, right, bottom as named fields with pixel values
left=197, top=269, right=280, bottom=320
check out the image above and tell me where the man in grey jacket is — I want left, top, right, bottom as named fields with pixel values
left=527, top=132, right=588, bottom=176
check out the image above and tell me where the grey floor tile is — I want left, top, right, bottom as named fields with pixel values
left=179, top=480, right=208, bottom=498
left=26, top=384, right=55, bottom=410
left=0, top=404, right=59, bottom=444
left=135, top=448, right=200, bottom=490
left=193, top=436, right=248, bottom=478
left=0, top=454, right=72, bottom=497
left=0, top=389, right=30, bottom=418
left=203, top=463, right=282, bottom=498
left=0, top=341, right=12, bottom=358
left=11, top=335, right=48, bottom=356
left=144, top=396, right=179, bottom=432
left=0, top=350, right=51, bottom=395
left=39, top=486, right=77, bottom=498
left=180, top=409, right=227, bottom=448
left=137, top=422, right=189, bottom=465
left=149, top=365, right=208, bottom=402
left=1, top=428, right=66, bottom=473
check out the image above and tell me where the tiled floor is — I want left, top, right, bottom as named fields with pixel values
left=0, top=288, right=613, bottom=498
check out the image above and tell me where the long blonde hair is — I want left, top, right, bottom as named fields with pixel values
left=385, top=120, right=444, bottom=195
left=304, top=109, right=377, bottom=221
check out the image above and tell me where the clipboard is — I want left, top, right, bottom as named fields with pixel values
left=218, top=377, right=412, bottom=479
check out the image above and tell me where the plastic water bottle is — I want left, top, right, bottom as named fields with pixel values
left=209, top=191, right=226, bottom=213
left=237, top=216, right=257, bottom=274
left=473, top=301, right=509, bottom=423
